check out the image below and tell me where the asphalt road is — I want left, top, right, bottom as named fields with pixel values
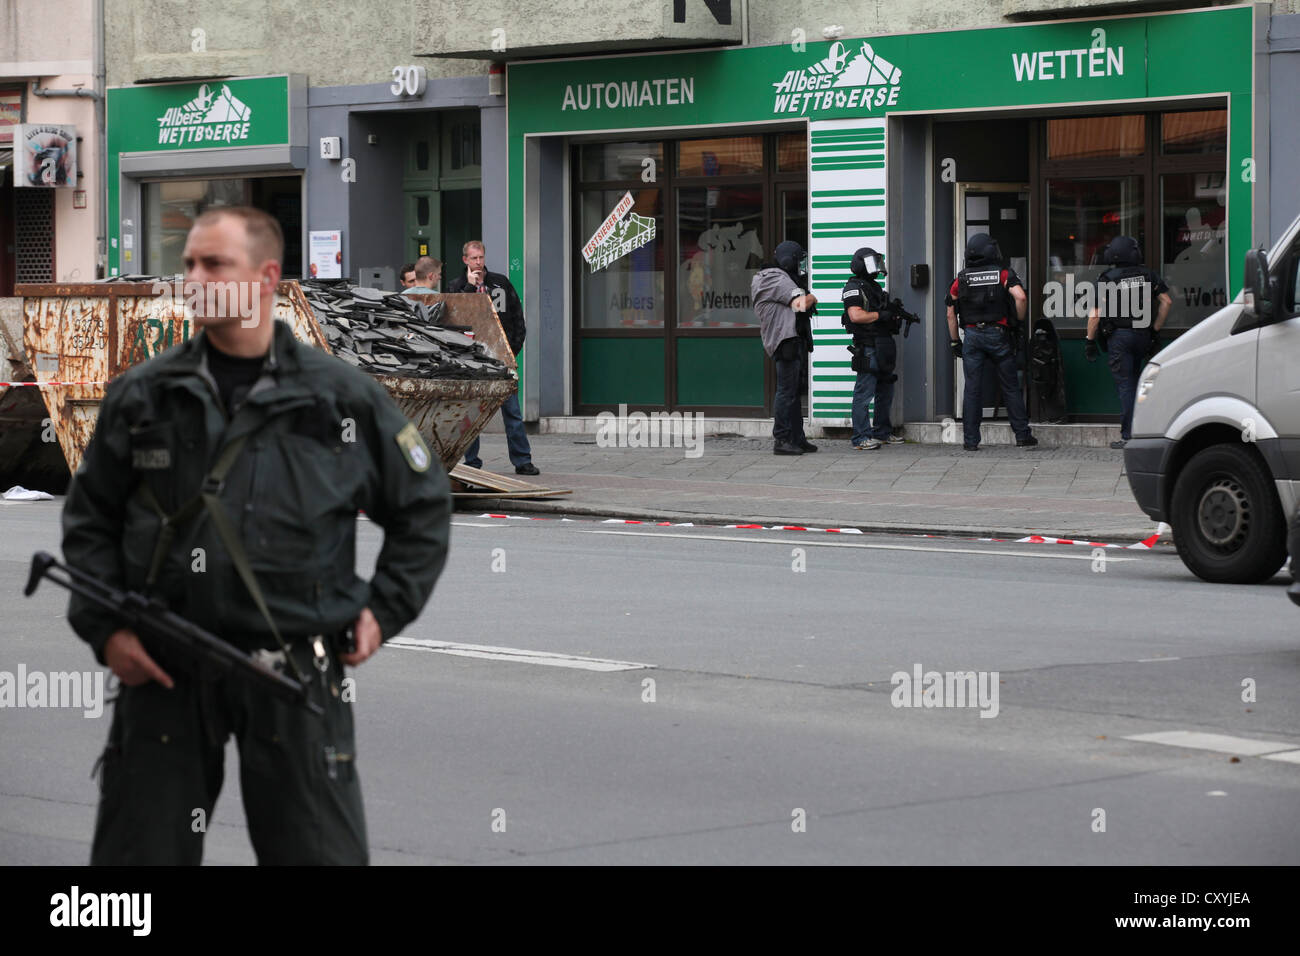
left=2, top=500, right=1298, bottom=865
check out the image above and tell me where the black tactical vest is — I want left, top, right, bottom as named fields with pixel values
left=1098, top=265, right=1151, bottom=330
left=841, top=276, right=886, bottom=342
left=957, top=268, right=1008, bottom=326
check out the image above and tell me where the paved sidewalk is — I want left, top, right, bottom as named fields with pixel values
left=460, top=433, right=1163, bottom=544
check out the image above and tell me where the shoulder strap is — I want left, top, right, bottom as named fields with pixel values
left=137, top=434, right=312, bottom=685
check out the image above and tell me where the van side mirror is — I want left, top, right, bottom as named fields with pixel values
left=1246, top=248, right=1273, bottom=319
left=1233, top=248, right=1275, bottom=334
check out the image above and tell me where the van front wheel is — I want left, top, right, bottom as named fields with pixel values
left=1170, top=443, right=1287, bottom=583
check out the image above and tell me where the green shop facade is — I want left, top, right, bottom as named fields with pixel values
left=507, top=4, right=1254, bottom=430
left=106, top=75, right=307, bottom=280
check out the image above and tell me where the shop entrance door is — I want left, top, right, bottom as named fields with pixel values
left=953, top=183, right=1029, bottom=421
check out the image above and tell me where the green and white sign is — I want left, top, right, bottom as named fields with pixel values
left=109, top=75, right=290, bottom=153
left=105, top=75, right=295, bottom=276
left=583, top=191, right=657, bottom=273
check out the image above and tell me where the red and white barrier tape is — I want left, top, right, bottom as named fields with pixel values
left=1011, top=529, right=1165, bottom=550
left=0, top=380, right=108, bottom=388
left=476, top=513, right=1168, bottom=548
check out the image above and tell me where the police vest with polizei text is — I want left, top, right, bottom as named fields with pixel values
left=957, top=268, right=1010, bottom=326
left=1098, top=265, right=1152, bottom=329
left=840, top=277, right=887, bottom=342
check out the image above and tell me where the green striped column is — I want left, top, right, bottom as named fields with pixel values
left=808, top=118, right=886, bottom=424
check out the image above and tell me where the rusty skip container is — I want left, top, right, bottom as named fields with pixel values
left=1, top=297, right=71, bottom=490
left=17, top=280, right=517, bottom=476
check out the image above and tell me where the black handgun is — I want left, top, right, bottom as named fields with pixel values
left=25, top=552, right=322, bottom=716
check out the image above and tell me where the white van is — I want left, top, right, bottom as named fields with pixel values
left=1125, top=212, right=1300, bottom=583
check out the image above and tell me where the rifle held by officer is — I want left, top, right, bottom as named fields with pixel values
left=888, top=297, right=921, bottom=338
left=24, top=551, right=323, bottom=715
left=795, top=271, right=818, bottom=353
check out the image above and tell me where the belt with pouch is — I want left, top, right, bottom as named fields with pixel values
left=249, top=629, right=356, bottom=675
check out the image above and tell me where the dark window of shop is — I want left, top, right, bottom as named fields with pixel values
left=572, top=131, right=807, bottom=416
left=142, top=175, right=303, bottom=277
left=1036, top=108, right=1226, bottom=416
left=1040, top=109, right=1226, bottom=331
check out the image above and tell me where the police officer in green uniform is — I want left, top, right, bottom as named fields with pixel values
left=62, top=206, right=453, bottom=865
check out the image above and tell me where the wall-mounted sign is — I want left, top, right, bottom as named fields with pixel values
left=15, top=124, right=77, bottom=187
left=309, top=230, right=343, bottom=279
left=107, top=75, right=290, bottom=153
left=155, top=83, right=253, bottom=146
left=582, top=191, right=656, bottom=272
left=390, top=65, right=428, bottom=97
left=772, top=40, right=902, bottom=116
left=0, top=88, right=22, bottom=145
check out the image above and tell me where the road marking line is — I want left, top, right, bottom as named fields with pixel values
left=1135, top=656, right=1181, bottom=663
left=1124, top=731, right=1298, bottom=757
left=452, top=521, right=503, bottom=527
left=579, top=529, right=1138, bottom=562
left=387, top=637, right=654, bottom=672
left=1262, top=750, right=1300, bottom=764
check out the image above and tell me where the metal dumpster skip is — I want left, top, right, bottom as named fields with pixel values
left=16, top=280, right=516, bottom=477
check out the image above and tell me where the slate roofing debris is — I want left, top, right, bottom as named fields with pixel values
left=81, top=275, right=514, bottom=381
left=89, top=274, right=181, bottom=282
left=300, top=280, right=515, bottom=381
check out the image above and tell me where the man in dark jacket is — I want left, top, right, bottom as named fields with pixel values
left=446, top=240, right=538, bottom=475
left=62, top=206, right=453, bottom=864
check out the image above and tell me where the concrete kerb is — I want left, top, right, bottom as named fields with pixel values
left=453, top=496, right=1171, bottom=548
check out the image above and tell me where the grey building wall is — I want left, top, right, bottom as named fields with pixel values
left=891, top=116, right=933, bottom=423
left=417, top=0, right=740, bottom=58
left=529, top=137, right=568, bottom=418
left=480, top=100, right=509, bottom=277
left=1268, top=13, right=1300, bottom=248
left=108, top=0, right=1273, bottom=81
left=104, top=0, right=490, bottom=86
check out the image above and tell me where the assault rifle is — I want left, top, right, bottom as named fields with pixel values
left=795, top=272, right=818, bottom=353
left=888, top=297, right=922, bottom=338
left=24, top=551, right=322, bottom=716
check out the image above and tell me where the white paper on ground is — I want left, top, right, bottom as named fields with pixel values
left=3, top=486, right=54, bottom=501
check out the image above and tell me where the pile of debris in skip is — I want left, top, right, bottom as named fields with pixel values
left=299, top=279, right=515, bottom=381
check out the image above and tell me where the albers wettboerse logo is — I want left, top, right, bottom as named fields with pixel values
left=582, top=191, right=656, bottom=273
left=157, top=83, right=252, bottom=146
left=772, top=40, right=903, bottom=115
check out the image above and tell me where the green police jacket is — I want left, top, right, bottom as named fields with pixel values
left=61, top=320, right=453, bottom=663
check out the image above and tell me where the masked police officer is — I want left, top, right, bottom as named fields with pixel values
left=1084, top=235, right=1173, bottom=449
left=946, top=233, right=1037, bottom=451
left=62, top=206, right=453, bottom=865
left=753, top=240, right=818, bottom=455
left=841, top=247, right=904, bottom=450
